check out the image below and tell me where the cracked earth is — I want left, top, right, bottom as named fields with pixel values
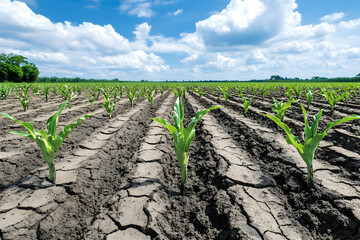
left=0, top=89, right=360, bottom=239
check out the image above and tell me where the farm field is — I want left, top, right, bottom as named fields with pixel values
left=0, top=82, right=360, bottom=239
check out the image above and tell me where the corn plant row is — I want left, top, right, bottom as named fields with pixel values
left=1, top=82, right=360, bottom=189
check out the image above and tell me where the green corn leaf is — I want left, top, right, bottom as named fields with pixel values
left=9, top=131, right=34, bottom=139
left=151, top=118, right=177, bottom=134
left=300, top=105, right=312, bottom=142
left=152, top=96, right=221, bottom=188
left=325, top=115, right=360, bottom=133
left=0, top=113, right=36, bottom=139
left=47, top=100, right=69, bottom=137
left=262, top=114, right=304, bottom=153
left=310, top=109, right=323, bottom=136
left=53, top=113, right=94, bottom=152
left=183, top=105, right=221, bottom=152
left=173, top=97, right=184, bottom=130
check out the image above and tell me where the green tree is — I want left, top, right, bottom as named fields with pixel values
left=0, top=62, right=23, bottom=82
left=270, top=75, right=283, bottom=80
left=0, top=53, right=38, bottom=82
left=21, top=63, right=39, bottom=82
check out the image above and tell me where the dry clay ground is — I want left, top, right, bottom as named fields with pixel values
left=0, top=89, right=359, bottom=239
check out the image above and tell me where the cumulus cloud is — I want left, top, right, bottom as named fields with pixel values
left=195, top=0, right=300, bottom=47
left=339, top=18, right=360, bottom=29
left=177, top=0, right=360, bottom=79
left=321, top=12, right=345, bottom=22
left=1, top=0, right=360, bottom=80
left=0, top=0, right=169, bottom=78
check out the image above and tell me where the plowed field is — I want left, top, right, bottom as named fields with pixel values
left=1, top=90, right=359, bottom=240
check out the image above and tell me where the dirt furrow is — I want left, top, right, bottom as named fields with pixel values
left=186, top=93, right=313, bottom=240
left=0, top=92, right=167, bottom=239
left=209, top=93, right=360, bottom=177
left=84, top=93, right=175, bottom=239
left=0, top=95, right=150, bottom=190
left=191, top=92, right=360, bottom=239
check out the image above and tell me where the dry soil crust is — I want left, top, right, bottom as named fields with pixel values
left=1, top=90, right=360, bottom=239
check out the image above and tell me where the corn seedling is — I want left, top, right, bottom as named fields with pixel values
left=237, top=88, right=244, bottom=100
left=145, top=90, right=155, bottom=105
left=272, top=98, right=296, bottom=120
left=0, top=86, right=12, bottom=100
left=85, top=90, right=99, bottom=109
left=260, top=88, right=266, bottom=99
left=263, top=104, right=360, bottom=184
left=41, top=85, right=51, bottom=102
left=60, top=86, right=75, bottom=108
left=305, top=89, right=313, bottom=110
left=218, top=86, right=230, bottom=102
left=341, top=91, right=351, bottom=105
left=252, top=87, right=259, bottom=96
left=32, top=85, right=40, bottom=96
left=285, top=88, right=294, bottom=101
left=152, top=93, right=221, bottom=192
left=0, top=97, right=93, bottom=183
left=293, top=86, right=302, bottom=99
left=242, top=97, right=252, bottom=117
left=13, top=87, right=31, bottom=111
left=320, top=88, right=341, bottom=114
left=126, top=87, right=137, bottom=107
left=102, top=90, right=118, bottom=118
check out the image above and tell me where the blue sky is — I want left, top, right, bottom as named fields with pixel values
left=1, top=0, right=360, bottom=80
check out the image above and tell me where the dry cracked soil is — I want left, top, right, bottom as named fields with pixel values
left=0, top=89, right=360, bottom=240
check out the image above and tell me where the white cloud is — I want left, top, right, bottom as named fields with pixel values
left=168, top=8, right=183, bottom=16
left=339, top=18, right=360, bottom=29
left=321, top=12, right=345, bottom=22
left=98, top=50, right=169, bottom=72
left=1, top=0, right=360, bottom=80
left=176, top=0, right=360, bottom=79
left=195, top=0, right=300, bottom=47
left=0, top=0, right=169, bottom=78
left=119, top=0, right=154, bottom=18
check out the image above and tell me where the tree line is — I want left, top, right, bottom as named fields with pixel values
left=0, top=53, right=39, bottom=83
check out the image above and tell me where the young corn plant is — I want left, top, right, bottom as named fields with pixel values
left=284, top=88, right=294, bottom=101
left=0, top=86, right=12, bottom=100
left=320, top=88, right=342, bottom=114
left=293, top=86, right=303, bottom=99
left=305, top=89, right=313, bottom=110
left=60, top=86, right=75, bottom=108
left=252, top=87, right=259, bottom=96
left=14, top=87, right=31, bottom=112
left=195, top=88, right=204, bottom=98
left=145, top=90, right=155, bottom=105
left=263, top=104, right=360, bottom=184
left=237, top=88, right=244, bottom=100
left=126, top=87, right=137, bottom=107
left=0, top=97, right=93, bottom=183
left=341, top=91, right=351, bottom=105
left=259, top=88, right=267, bottom=99
left=85, top=90, right=99, bottom=109
left=102, top=90, right=118, bottom=118
left=272, top=98, right=296, bottom=120
left=242, top=97, right=252, bottom=117
left=41, top=85, right=51, bottom=102
left=152, top=94, right=221, bottom=193
left=32, top=85, right=40, bottom=96
left=218, top=86, right=230, bottom=102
